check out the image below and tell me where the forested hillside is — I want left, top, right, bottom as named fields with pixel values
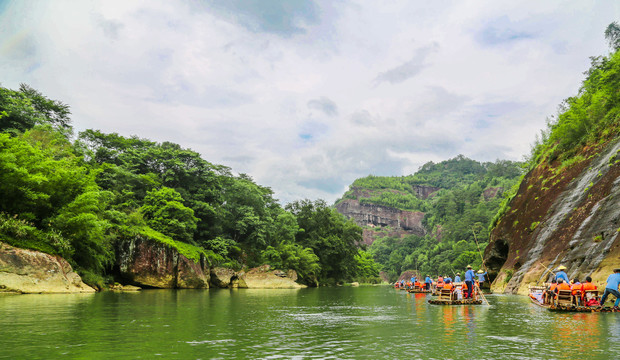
left=484, top=23, right=620, bottom=294
left=0, top=84, right=379, bottom=287
left=335, top=156, right=523, bottom=282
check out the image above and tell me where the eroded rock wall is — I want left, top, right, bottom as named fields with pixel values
left=336, top=199, right=425, bottom=245
left=116, top=236, right=210, bottom=289
left=210, top=265, right=304, bottom=288
left=486, top=139, right=620, bottom=294
left=0, top=242, right=95, bottom=293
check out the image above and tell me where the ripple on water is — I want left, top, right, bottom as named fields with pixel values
left=185, top=339, right=236, bottom=346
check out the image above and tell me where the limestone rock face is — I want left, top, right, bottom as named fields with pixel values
left=240, top=265, right=305, bottom=289
left=116, top=236, right=210, bottom=289
left=210, top=265, right=304, bottom=288
left=336, top=198, right=425, bottom=246
left=239, top=265, right=306, bottom=289
left=210, top=267, right=236, bottom=288
left=0, top=242, right=95, bottom=294
left=486, top=138, right=620, bottom=295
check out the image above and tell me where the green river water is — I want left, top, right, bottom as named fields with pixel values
left=1, top=287, right=619, bottom=359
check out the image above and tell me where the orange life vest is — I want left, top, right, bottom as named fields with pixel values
left=582, top=282, right=597, bottom=291
left=571, top=283, right=583, bottom=296
left=549, top=283, right=558, bottom=291
left=461, top=282, right=468, bottom=290
left=556, top=283, right=571, bottom=291
left=444, top=283, right=453, bottom=290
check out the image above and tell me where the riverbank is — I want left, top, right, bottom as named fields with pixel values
left=0, top=241, right=305, bottom=293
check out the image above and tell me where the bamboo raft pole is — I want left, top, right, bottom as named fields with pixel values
left=475, top=283, right=490, bottom=305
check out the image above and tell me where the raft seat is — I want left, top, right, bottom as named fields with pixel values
left=556, top=290, right=573, bottom=307
left=438, top=289, right=452, bottom=301
left=572, top=290, right=582, bottom=306
left=583, top=290, right=599, bottom=304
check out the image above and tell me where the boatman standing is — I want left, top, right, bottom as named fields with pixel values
left=454, top=273, right=461, bottom=283
left=600, top=268, right=620, bottom=309
left=464, top=265, right=475, bottom=299
left=425, top=275, right=432, bottom=290
left=477, top=270, right=487, bottom=287
left=555, top=265, right=569, bottom=282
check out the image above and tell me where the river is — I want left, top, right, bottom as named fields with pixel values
left=1, top=286, right=618, bottom=359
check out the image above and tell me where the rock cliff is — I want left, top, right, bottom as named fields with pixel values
left=116, top=236, right=211, bottom=289
left=335, top=199, right=425, bottom=245
left=210, top=265, right=305, bottom=289
left=485, top=138, right=620, bottom=294
left=0, top=242, right=95, bottom=293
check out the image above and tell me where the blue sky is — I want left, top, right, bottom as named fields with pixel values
left=1, top=0, right=619, bottom=204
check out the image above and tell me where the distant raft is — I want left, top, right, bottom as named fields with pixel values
left=407, top=288, right=431, bottom=293
left=407, top=285, right=431, bottom=293
left=428, top=298, right=482, bottom=305
left=428, top=284, right=484, bottom=305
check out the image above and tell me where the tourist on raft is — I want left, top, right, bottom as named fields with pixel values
left=600, top=268, right=620, bottom=309
left=437, top=276, right=444, bottom=289
left=555, top=265, right=569, bottom=282
left=425, top=275, right=432, bottom=290
left=554, top=279, right=571, bottom=305
left=476, top=270, right=487, bottom=287
left=545, top=280, right=557, bottom=304
left=464, top=265, right=475, bottom=299
left=454, top=273, right=461, bottom=283
left=581, top=276, right=598, bottom=306
left=570, top=279, right=582, bottom=306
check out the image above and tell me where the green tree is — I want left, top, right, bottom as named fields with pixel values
left=52, top=189, right=115, bottom=276
left=0, top=84, right=71, bottom=136
left=605, top=21, right=620, bottom=51
left=140, top=187, right=198, bottom=243
left=0, top=129, right=92, bottom=224
left=286, top=199, right=362, bottom=283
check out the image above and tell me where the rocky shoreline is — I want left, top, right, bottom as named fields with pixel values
left=0, top=238, right=305, bottom=294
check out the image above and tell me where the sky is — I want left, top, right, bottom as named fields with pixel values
left=1, top=1, right=619, bottom=205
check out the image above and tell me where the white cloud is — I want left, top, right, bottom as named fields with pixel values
left=1, top=0, right=619, bottom=204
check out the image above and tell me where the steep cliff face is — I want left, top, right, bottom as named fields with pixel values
left=486, top=138, right=620, bottom=294
left=335, top=199, right=425, bottom=245
left=0, top=242, right=95, bottom=293
left=412, top=185, right=441, bottom=199
left=116, top=236, right=211, bottom=289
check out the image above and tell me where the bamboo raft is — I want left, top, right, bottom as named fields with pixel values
left=428, top=298, right=483, bottom=305
left=428, top=286, right=484, bottom=305
left=548, top=305, right=620, bottom=313
left=407, top=289, right=431, bottom=293
left=528, top=285, right=618, bottom=313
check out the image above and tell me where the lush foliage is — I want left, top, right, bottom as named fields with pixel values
left=529, top=45, right=620, bottom=167
left=338, top=156, right=523, bottom=281
left=0, top=84, right=377, bottom=286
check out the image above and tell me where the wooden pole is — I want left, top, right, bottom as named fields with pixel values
left=471, top=224, right=487, bottom=272
left=537, top=261, right=556, bottom=286
left=475, top=283, right=490, bottom=305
